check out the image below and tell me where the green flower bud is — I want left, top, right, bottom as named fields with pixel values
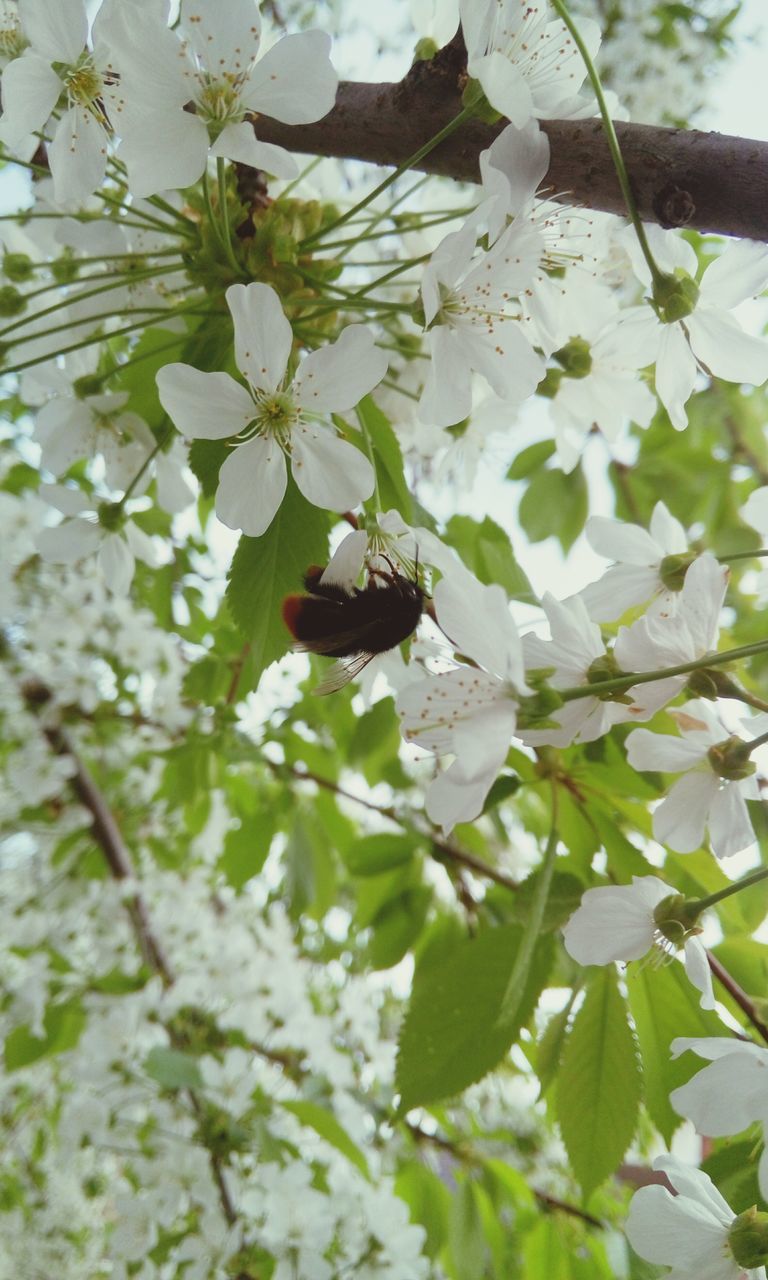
left=536, top=367, right=563, bottom=398
left=707, top=735, right=756, bottom=782
left=652, top=270, right=700, bottom=323
left=686, top=668, right=720, bottom=701
left=97, top=501, right=124, bottom=532
left=652, top=891, right=703, bottom=946
left=51, top=254, right=80, bottom=284
left=658, top=551, right=696, bottom=591
left=461, top=77, right=502, bottom=123
left=553, top=337, right=593, bottom=378
left=728, top=1206, right=768, bottom=1269
left=0, top=285, right=25, bottom=317
left=72, top=374, right=105, bottom=399
left=585, top=652, right=630, bottom=702
left=413, top=36, right=439, bottom=62
left=2, top=253, right=34, bottom=283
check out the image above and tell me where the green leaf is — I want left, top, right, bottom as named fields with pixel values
left=507, top=871, right=585, bottom=933
left=507, top=439, right=555, bottom=479
left=518, top=464, right=588, bottom=551
left=355, top=395, right=413, bottom=519
left=556, top=966, right=641, bottom=1198
left=225, top=475, right=329, bottom=688
left=4, top=998, right=86, bottom=1070
left=625, top=958, right=724, bottom=1144
left=367, top=885, right=431, bottom=969
left=343, top=832, right=419, bottom=876
left=144, top=1047, right=203, bottom=1090
left=395, top=1164, right=452, bottom=1257
left=396, top=925, right=553, bottom=1110
left=702, top=1139, right=766, bottom=1213
left=188, top=438, right=229, bottom=497
left=445, top=514, right=536, bottom=602
left=536, top=1001, right=575, bottom=1097
left=218, top=813, right=277, bottom=890
left=281, top=1100, right=370, bottom=1179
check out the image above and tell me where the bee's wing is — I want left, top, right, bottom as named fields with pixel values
left=312, top=653, right=376, bottom=696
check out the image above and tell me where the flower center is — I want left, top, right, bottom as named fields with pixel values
left=196, top=75, right=246, bottom=137
left=0, top=20, right=25, bottom=61
left=63, top=54, right=104, bottom=109
left=239, top=390, right=299, bottom=449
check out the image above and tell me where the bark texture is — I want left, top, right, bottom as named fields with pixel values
left=252, top=66, right=768, bottom=242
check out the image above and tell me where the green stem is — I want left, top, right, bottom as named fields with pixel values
left=558, top=639, right=768, bottom=703
left=119, top=419, right=174, bottom=506
left=720, top=548, right=768, bottom=562
left=747, top=728, right=768, bottom=752
left=3, top=304, right=213, bottom=375
left=688, top=866, right=768, bottom=915
left=496, top=784, right=559, bottom=1028
left=549, top=0, right=666, bottom=288
left=216, top=157, right=244, bottom=276
left=0, top=266, right=188, bottom=343
left=301, top=107, right=475, bottom=249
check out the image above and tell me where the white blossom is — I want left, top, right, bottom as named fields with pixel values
left=579, top=500, right=689, bottom=622
left=36, top=483, right=156, bottom=594
left=157, top=282, right=384, bottom=536
left=670, top=1037, right=768, bottom=1201
left=562, top=874, right=714, bottom=1009
left=397, top=565, right=526, bottom=832
left=626, top=1154, right=764, bottom=1280
left=626, top=699, right=759, bottom=858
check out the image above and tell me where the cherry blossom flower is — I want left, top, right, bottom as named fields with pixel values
left=36, top=483, right=156, bottom=595
left=670, top=1038, right=768, bottom=1200
left=613, top=551, right=728, bottom=715
left=100, top=0, right=337, bottom=197
left=626, top=699, right=759, bottom=859
left=562, top=875, right=714, bottom=1009
left=476, top=119, right=551, bottom=246
left=460, top=0, right=602, bottom=127
left=397, top=566, right=527, bottom=832
left=0, top=1, right=26, bottom=67
left=579, top=500, right=690, bottom=622
left=418, top=217, right=545, bottom=426
left=616, top=227, right=768, bottom=429
left=626, top=1154, right=767, bottom=1280
left=519, top=593, right=635, bottom=748
left=0, top=0, right=123, bottom=204
left=34, top=389, right=155, bottom=491
left=157, top=282, right=384, bottom=536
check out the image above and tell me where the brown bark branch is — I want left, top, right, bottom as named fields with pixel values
left=254, top=75, right=768, bottom=242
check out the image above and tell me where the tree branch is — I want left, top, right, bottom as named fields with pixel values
left=254, top=73, right=768, bottom=241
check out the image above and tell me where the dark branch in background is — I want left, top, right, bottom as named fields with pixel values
left=708, top=951, right=768, bottom=1045
left=252, top=49, right=768, bottom=242
left=22, top=683, right=239, bottom=1227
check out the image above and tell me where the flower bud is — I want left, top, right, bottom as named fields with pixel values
left=652, top=891, right=702, bottom=946
left=707, top=735, right=756, bottom=782
left=728, top=1206, right=768, bottom=1269
left=0, top=284, right=25, bottom=316
left=72, top=375, right=105, bottom=399
left=585, top=652, right=630, bottom=702
left=2, top=253, right=34, bottom=283
left=652, top=270, right=700, bottom=322
left=97, top=501, right=124, bottom=532
left=658, top=550, right=696, bottom=592
left=552, top=337, right=592, bottom=378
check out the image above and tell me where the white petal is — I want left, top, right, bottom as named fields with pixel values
left=699, top=240, right=768, bottom=310
left=676, top=552, right=727, bottom=655
left=707, top=784, right=756, bottom=859
left=48, top=107, right=108, bottom=205
left=474, top=51, right=534, bottom=127
left=19, top=0, right=87, bottom=62
left=319, top=529, right=367, bottom=592
left=290, top=424, right=374, bottom=511
left=157, top=365, right=255, bottom=440
left=625, top=1184, right=731, bottom=1268
left=687, top=309, right=768, bottom=387
left=625, top=729, right=706, bottom=774
left=450, top=700, right=517, bottom=781
left=180, top=0, right=261, bottom=76
left=481, top=119, right=549, bottom=214
left=741, top=486, right=768, bottom=536
left=655, top=323, right=698, bottom=430
left=0, top=53, right=61, bottom=143
left=653, top=773, right=716, bottom=853
left=117, top=110, right=208, bottom=198
left=215, top=437, right=286, bottom=537
left=682, top=937, right=715, bottom=1011
left=292, top=325, right=388, bottom=413
left=434, top=572, right=524, bottom=684
left=210, top=123, right=298, bottom=179
left=671, top=1049, right=768, bottom=1135
left=586, top=515, right=661, bottom=565
left=653, top=1154, right=736, bottom=1224
left=562, top=878, right=670, bottom=965
left=40, top=482, right=91, bottom=515
left=243, top=30, right=337, bottom=124
left=649, top=500, right=687, bottom=553
left=98, top=533, right=134, bottom=595
left=425, top=762, right=496, bottom=834
left=225, top=281, right=291, bottom=394
left=418, top=327, right=474, bottom=427
left=37, top=518, right=101, bottom=563
left=578, top=564, right=661, bottom=623
left=458, top=320, right=544, bottom=404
